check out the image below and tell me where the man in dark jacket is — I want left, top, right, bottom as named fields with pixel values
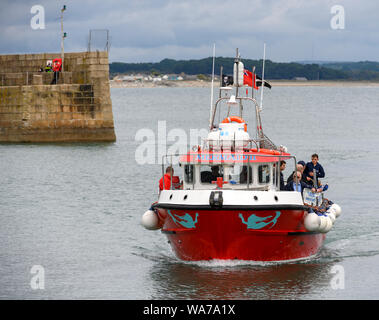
left=304, top=154, right=325, bottom=186
left=286, top=161, right=307, bottom=185
left=201, top=166, right=222, bottom=183
left=284, top=172, right=315, bottom=194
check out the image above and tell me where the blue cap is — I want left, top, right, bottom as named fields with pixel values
left=297, top=160, right=306, bottom=166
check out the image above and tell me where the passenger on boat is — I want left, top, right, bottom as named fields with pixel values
left=284, top=172, right=315, bottom=194
left=201, top=166, right=221, bottom=183
left=239, top=166, right=252, bottom=184
left=159, top=166, right=174, bottom=191
left=304, top=154, right=325, bottom=186
left=286, top=161, right=307, bottom=184
left=171, top=175, right=182, bottom=190
left=279, top=160, right=286, bottom=190
left=287, top=162, right=324, bottom=193
left=298, top=160, right=306, bottom=167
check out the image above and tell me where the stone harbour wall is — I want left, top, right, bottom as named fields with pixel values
left=0, top=51, right=116, bottom=142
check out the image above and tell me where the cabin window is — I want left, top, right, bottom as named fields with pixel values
left=227, top=165, right=253, bottom=185
left=258, top=164, right=270, bottom=184
left=184, top=165, right=194, bottom=184
left=200, top=165, right=223, bottom=184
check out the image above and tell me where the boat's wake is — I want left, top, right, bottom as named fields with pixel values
left=133, top=242, right=320, bottom=267
left=321, top=231, right=379, bottom=261
left=179, top=255, right=319, bottom=268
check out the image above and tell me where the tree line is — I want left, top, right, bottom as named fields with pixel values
left=109, top=57, right=379, bottom=81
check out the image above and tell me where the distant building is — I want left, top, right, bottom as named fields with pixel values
left=118, top=74, right=144, bottom=81
left=293, top=77, right=308, bottom=81
left=184, top=74, right=198, bottom=81
left=162, top=74, right=184, bottom=81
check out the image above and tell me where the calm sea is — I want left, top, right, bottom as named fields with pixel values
left=0, top=85, right=378, bottom=299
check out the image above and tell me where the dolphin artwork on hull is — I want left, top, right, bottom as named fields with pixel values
left=239, top=211, right=281, bottom=230
left=167, top=210, right=199, bottom=229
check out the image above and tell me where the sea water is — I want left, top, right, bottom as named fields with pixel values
left=0, top=86, right=378, bottom=299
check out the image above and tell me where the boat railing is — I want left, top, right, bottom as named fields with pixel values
left=210, top=95, right=279, bottom=151
left=256, top=133, right=278, bottom=150
left=210, top=96, right=260, bottom=130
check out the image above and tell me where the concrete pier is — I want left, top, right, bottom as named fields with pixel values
left=0, top=51, right=116, bottom=142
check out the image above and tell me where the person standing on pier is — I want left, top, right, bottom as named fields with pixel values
left=51, top=58, right=62, bottom=85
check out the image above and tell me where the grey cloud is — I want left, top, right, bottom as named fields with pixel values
left=0, top=0, right=378, bottom=62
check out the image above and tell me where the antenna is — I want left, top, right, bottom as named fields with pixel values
left=235, top=48, right=239, bottom=98
left=259, top=43, right=266, bottom=111
left=209, top=43, right=216, bottom=130
left=252, top=66, right=256, bottom=99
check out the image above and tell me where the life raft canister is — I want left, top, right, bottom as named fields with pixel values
left=221, top=116, right=247, bottom=132
left=250, top=148, right=282, bottom=155
left=52, top=58, right=62, bottom=72
left=259, top=148, right=281, bottom=155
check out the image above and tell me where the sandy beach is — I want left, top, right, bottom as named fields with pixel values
left=110, top=79, right=379, bottom=88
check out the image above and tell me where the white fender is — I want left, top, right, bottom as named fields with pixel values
left=318, top=215, right=327, bottom=231
left=319, top=215, right=333, bottom=233
left=304, top=212, right=321, bottom=232
left=326, top=211, right=336, bottom=224
left=330, top=203, right=342, bottom=218
left=141, top=210, right=160, bottom=230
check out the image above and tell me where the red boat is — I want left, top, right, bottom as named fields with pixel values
left=142, top=50, right=341, bottom=262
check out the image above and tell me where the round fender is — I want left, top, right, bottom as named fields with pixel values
left=331, top=203, right=342, bottom=218
left=141, top=209, right=160, bottom=230
left=304, top=212, right=321, bottom=232
left=319, top=216, right=333, bottom=233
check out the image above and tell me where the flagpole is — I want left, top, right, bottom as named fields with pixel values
left=259, top=43, right=266, bottom=111
left=252, top=66, right=256, bottom=99
left=209, top=43, right=216, bottom=130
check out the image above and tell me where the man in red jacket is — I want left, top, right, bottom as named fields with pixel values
left=159, top=166, right=174, bottom=191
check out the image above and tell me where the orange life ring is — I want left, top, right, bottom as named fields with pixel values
left=221, top=116, right=247, bottom=132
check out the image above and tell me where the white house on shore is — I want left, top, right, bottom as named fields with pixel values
left=114, top=73, right=186, bottom=82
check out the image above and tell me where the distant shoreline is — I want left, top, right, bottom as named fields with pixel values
left=110, top=79, right=379, bottom=88
left=270, top=80, right=379, bottom=87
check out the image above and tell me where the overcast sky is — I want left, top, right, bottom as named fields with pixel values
left=0, top=0, right=378, bottom=63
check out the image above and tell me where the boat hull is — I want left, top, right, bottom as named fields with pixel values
left=157, top=208, right=325, bottom=261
